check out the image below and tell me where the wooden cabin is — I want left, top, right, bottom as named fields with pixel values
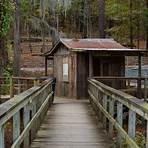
left=44, top=38, right=147, bottom=99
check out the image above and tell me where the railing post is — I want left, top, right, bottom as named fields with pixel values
left=109, top=97, right=114, bottom=137
left=31, top=101, right=37, bottom=141
left=0, top=126, right=4, bottom=148
left=117, top=101, right=123, bottom=147
left=13, top=112, right=20, bottom=145
left=128, top=110, right=136, bottom=139
left=144, top=78, right=148, bottom=101
left=17, top=78, right=21, bottom=94
left=127, top=79, right=130, bottom=88
left=10, top=77, right=14, bottom=98
left=102, top=94, right=107, bottom=129
left=146, top=121, right=148, bottom=148
left=98, top=91, right=103, bottom=120
left=51, top=78, right=56, bottom=103
left=23, top=105, right=30, bottom=147
left=34, top=79, right=40, bottom=86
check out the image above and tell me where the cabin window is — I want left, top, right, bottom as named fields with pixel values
left=63, top=57, right=69, bottom=82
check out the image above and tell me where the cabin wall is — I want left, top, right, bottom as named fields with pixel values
left=54, top=45, right=77, bottom=99
left=93, top=56, right=125, bottom=88
left=93, top=56, right=125, bottom=77
left=77, top=53, right=89, bottom=99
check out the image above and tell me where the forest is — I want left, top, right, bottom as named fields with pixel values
left=0, top=0, right=148, bottom=76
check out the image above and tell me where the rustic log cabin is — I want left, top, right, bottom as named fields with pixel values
left=44, top=38, right=147, bottom=99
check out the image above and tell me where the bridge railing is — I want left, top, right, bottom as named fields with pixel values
left=0, top=76, right=50, bottom=101
left=92, top=76, right=148, bottom=99
left=88, top=78, right=148, bottom=148
left=10, top=77, right=50, bottom=97
left=0, top=77, right=56, bottom=148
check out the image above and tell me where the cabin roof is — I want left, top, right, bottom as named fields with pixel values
left=61, top=38, right=125, bottom=49
left=44, top=38, right=148, bottom=56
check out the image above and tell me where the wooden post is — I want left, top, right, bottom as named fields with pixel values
left=10, top=77, right=14, bottom=98
left=31, top=102, right=37, bottom=141
left=146, top=120, right=148, bottom=148
left=13, top=112, right=20, bottom=143
left=117, top=102, right=123, bottom=147
left=23, top=105, right=30, bottom=147
left=0, top=126, right=4, bottom=148
left=128, top=110, right=136, bottom=139
left=137, top=54, right=142, bottom=98
left=144, top=78, right=148, bottom=101
left=102, top=94, right=107, bottom=129
left=45, top=57, right=48, bottom=76
left=34, top=79, right=40, bottom=86
left=127, top=79, right=130, bottom=88
left=109, top=98, right=114, bottom=137
left=89, top=53, right=93, bottom=77
left=17, top=78, right=21, bottom=94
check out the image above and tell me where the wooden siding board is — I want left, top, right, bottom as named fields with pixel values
left=53, top=45, right=77, bottom=99
left=77, top=53, right=89, bottom=99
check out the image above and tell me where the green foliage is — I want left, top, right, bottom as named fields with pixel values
left=0, top=66, right=12, bottom=95
left=0, top=1, right=14, bottom=37
left=135, top=132, right=146, bottom=148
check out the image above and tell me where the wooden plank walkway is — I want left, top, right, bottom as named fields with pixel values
left=31, top=99, right=112, bottom=148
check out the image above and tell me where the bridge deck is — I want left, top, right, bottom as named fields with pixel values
left=31, top=99, right=112, bottom=148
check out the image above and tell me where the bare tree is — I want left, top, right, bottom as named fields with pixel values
left=146, top=0, right=148, bottom=50
left=13, top=0, right=21, bottom=76
left=83, top=0, right=92, bottom=38
left=99, top=0, right=106, bottom=38
left=129, top=0, right=133, bottom=48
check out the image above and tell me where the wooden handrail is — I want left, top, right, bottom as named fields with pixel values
left=0, top=78, right=56, bottom=148
left=88, top=78, right=148, bottom=148
left=92, top=76, right=147, bottom=80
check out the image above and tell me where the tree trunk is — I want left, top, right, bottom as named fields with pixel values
left=0, top=38, right=8, bottom=76
left=129, top=0, right=133, bottom=48
left=146, top=0, right=148, bottom=50
left=99, top=0, right=106, bottom=38
left=83, top=0, right=91, bottom=38
left=13, top=0, right=21, bottom=76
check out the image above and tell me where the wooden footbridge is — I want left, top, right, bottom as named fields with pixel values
left=0, top=77, right=148, bottom=148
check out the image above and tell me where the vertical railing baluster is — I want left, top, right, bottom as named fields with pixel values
left=144, top=78, right=148, bottom=101
left=146, top=120, right=148, bottom=148
left=34, top=79, right=39, bottom=87
left=13, top=112, right=20, bottom=145
left=128, top=110, right=136, bottom=139
left=102, top=94, right=107, bottom=129
left=23, top=105, right=30, bottom=147
left=117, top=101, right=123, bottom=147
left=10, top=77, right=14, bottom=98
left=31, top=101, right=37, bottom=141
left=109, top=97, right=114, bottom=137
left=0, top=126, right=4, bottom=148
left=98, top=91, right=102, bottom=120
left=18, top=79, right=21, bottom=94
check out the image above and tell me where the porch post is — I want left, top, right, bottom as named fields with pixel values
left=137, top=53, right=142, bottom=98
left=89, top=53, right=93, bottom=77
